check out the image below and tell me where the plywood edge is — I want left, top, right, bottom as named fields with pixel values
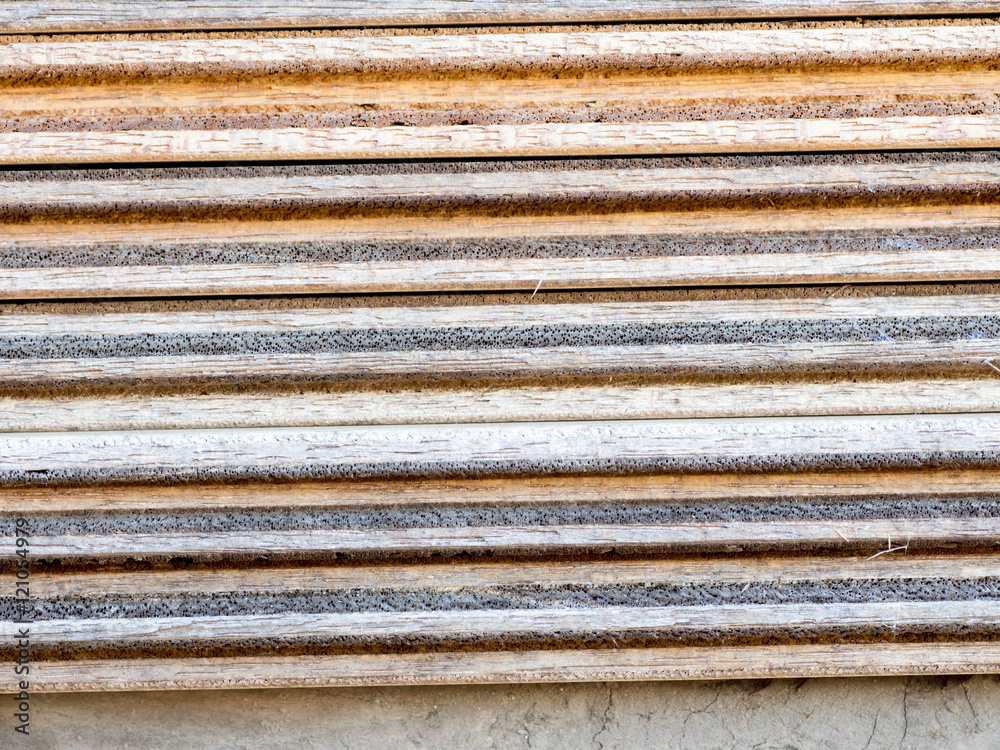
left=3, top=413, right=1000, bottom=480
left=3, top=117, right=1000, bottom=165
left=2, top=378, right=998, bottom=432
left=33, top=553, right=1000, bottom=598
left=4, top=2, right=1000, bottom=34
left=5, top=248, right=1000, bottom=300
left=3, top=468, right=994, bottom=513
left=12, top=642, right=1000, bottom=693
left=21, top=518, right=1000, bottom=560
left=3, top=204, right=1000, bottom=251
left=3, top=26, right=999, bottom=75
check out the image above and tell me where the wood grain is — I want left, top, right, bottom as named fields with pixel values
left=3, top=7, right=1000, bottom=693
left=2, top=378, right=997, bottom=432
left=4, top=2, right=1000, bottom=33
left=3, top=202, right=998, bottom=248
left=5, top=203, right=1000, bottom=300
left=6, top=248, right=1000, bottom=299
left=1, top=341, right=995, bottom=385
left=4, top=27, right=998, bottom=77
left=5, top=116, right=1000, bottom=165
left=2, top=414, right=999, bottom=483
left=4, top=163, right=1000, bottom=297
left=18, top=643, right=1000, bottom=693
left=5, top=161, right=994, bottom=213
left=7, top=601, right=1000, bottom=647
left=20, top=517, right=1000, bottom=560
left=7, top=294, right=997, bottom=334
left=32, top=554, right=1000, bottom=598
left=3, top=468, right=992, bottom=513
left=5, top=68, right=997, bottom=119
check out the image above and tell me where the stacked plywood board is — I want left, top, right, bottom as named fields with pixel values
left=2, top=1, right=1000, bottom=692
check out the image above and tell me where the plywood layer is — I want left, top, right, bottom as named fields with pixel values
left=3, top=25, right=1000, bottom=163
left=2, top=378, right=996, bottom=432
left=17, top=643, right=1000, bottom=693
left=18, top=517, right=1000, bottom=560
left=3, top=413, right=1000, bottom=483
left=5, top=27, right=1000, bottom=76
left=6, top=116, right=1000, bottom=165
left=6, top=546, right=1000, bottom=691
left=0, top=293, right=996, bottom=386
left=6, top=161, right=997, bottom=212
left=5, top=1, right=1000, bottom=33
left=1, top=469, right=995, bottom=512
left=4, top=158, right=1000, bottom=298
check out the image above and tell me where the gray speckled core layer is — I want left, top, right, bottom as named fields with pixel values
left=12, top=494, right=1000, bottom=535
left=5, top=452, right=1000, bottom=488
left=2, top=317, right=993, bottom=359
left=8, top=578, right=1000, bottom=622
left=4, top=227, right=999, bottom=268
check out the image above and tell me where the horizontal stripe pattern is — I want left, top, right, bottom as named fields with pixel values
left=5, top=7, right=1000, bottom=693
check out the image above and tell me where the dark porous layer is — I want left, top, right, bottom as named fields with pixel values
left=8, top=577, right=1000, bottom=622
left=4, top=227, right=1000, bottom=269
left=10, top=494, right=1000, bottom=537
left=5, top=453, right=1000, bottom=488
left=2, top=317, right=995, bottom=360
left=18, top=630, right=1000, bottom=664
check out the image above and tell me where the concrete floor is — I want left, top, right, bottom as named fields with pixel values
left=15, top=675, right=1000, bottom=749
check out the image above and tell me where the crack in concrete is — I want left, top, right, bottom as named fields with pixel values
left=961, top=680, right=982, bottom=731
left=900, top=677, right=912, bottom=750
left=863, top=710, right=880, bottom=750
left=591, top=684, right=614, bottom=750
left=681, top=684, right=725, bottom=746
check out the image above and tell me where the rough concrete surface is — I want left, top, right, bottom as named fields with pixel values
left=14, top=676, right=1000, bottom=748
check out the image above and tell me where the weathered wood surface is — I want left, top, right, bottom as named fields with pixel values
left=35, top=554, right=1000, bottom=598
left=4, top=1, right=1000, bottom=33
left=5, top=202, right=1000, bottom=299
left=1, top=294, right=996, bottom=384
left=5, top=202, right=998, bottom=248
left=7, top=601, right=1000, bottom=647
left=7, top=294, right=997, bottom=333
left=4, top=6, right=1000, bottom=693
left=3, top=378, right=995, bottom=432
left=5, top=27, right=999, bottom=76
left=3, top=468, right=990, bottom=513
left=5, top=68, right=997, bottom=119
left=8, top=248, right=1000, bottom=299
left=18, top=518, right=1000, bottom=561
left=6, top=249, right=1000, bottom=299
left=1, top=413, right=998, bottom=484
left=14, top=642, right=1000, bottom=693
left=3, top=27, right=997, bottom=165
left=6, top=161, right=996, bottom=213
left=5, top=116, right=1000, bottom=164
